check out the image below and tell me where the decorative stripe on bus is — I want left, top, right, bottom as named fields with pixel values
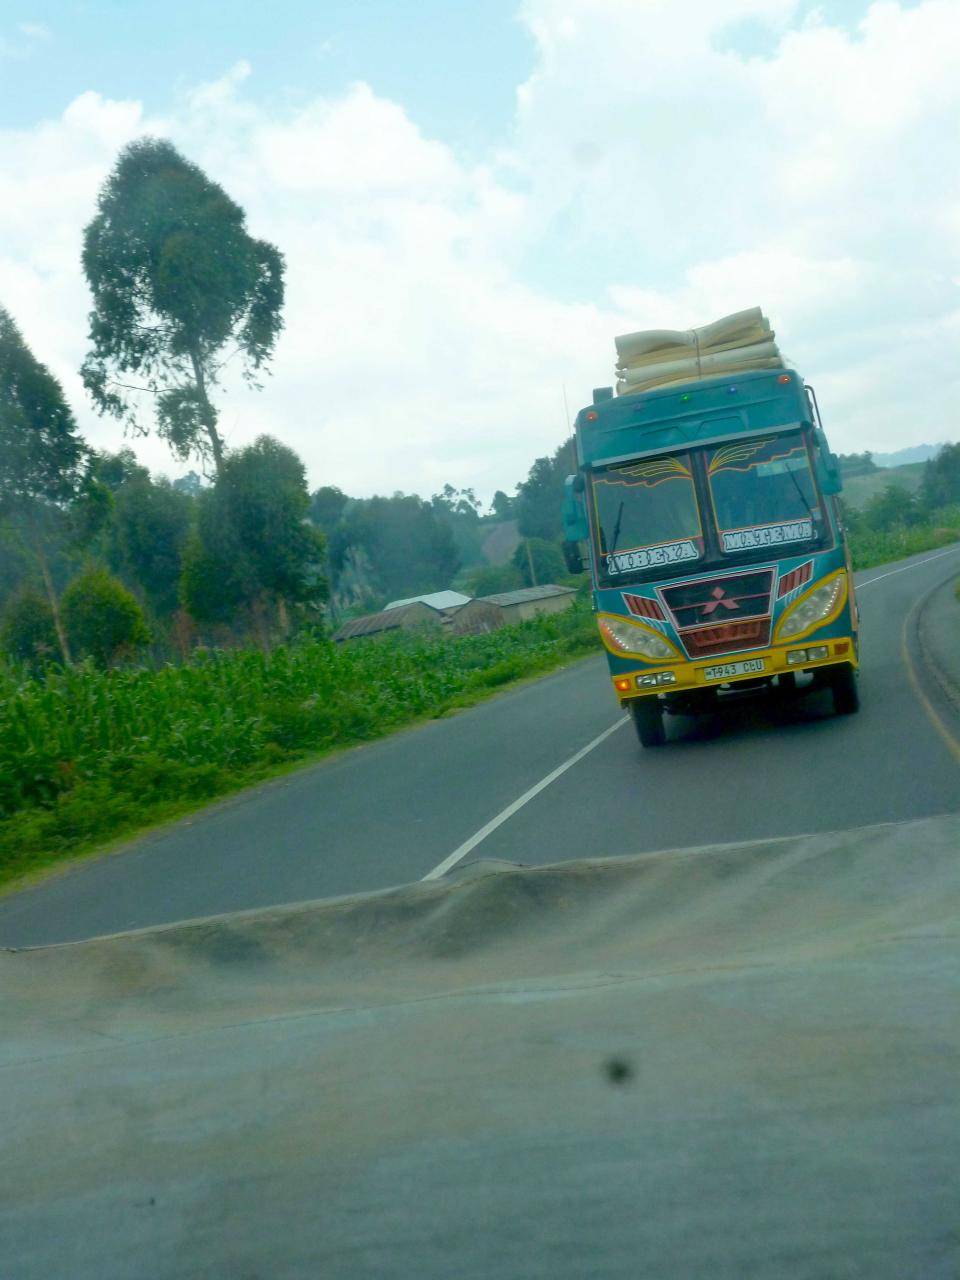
left=622, top=593, right=666, bottom=622
left=777, top=560, right=813, bottom=600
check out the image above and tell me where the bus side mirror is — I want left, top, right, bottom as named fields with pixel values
left=820, top=451, right=843, bottom=495
left=814, top=431, right=843, bottom=495
left=562, top=475, right=589, bottom=575
left=562, top=541, right=584, bottom=574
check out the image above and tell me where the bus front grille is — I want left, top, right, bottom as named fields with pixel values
left=659, top=569, right=774, bottom=660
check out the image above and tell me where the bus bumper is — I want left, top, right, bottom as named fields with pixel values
left=611, top=637, right=859, bottom=704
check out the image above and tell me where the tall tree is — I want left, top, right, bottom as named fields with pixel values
left=180, top=436, right=326, bottom=645
left=430, top=483, right=486, bottom=570
left=309, top=485, right=349, bottom=535
left=489, top=489, right=515, bottom=520
left=81, top=138, right=285, bottom=474
left=0, top=305, right=90, bottom=662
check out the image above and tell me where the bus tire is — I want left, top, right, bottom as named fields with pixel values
left=829, top=664, right=860, bottom=715
left=632, top=697, right=665, bottom=747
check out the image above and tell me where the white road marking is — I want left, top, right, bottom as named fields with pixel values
left=422, top=717, right=630, bottom=880
left=856, top=545, right=960, bottom=590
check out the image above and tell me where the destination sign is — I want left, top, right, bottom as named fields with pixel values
left=606, top=540, right=699, bottom=576
left=722, top=519, right=814, bottom=553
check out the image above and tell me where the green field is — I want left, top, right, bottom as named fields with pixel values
left=841, top=462, right=925, bottom=509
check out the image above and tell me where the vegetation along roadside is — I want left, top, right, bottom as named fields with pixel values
left=0, top=606, right=599, bottom=890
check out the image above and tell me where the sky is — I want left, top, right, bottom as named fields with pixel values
left=1, top=0, right=958, bottom=501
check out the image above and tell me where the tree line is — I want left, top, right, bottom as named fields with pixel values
left=0, top=137, right=579, bottom=667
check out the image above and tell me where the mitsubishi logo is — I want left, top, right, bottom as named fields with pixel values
left=701, top=585, right=739, bottom=617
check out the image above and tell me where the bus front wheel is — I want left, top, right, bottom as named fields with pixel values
left=632, top=697, right=665, bottom=748
left=829, top=664, right=860, bottom=716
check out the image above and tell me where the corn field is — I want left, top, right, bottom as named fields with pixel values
left=0, top=607, right=599, bottom=881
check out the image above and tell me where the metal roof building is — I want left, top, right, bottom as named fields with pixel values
left=474, top=584, right=576, bottom=623
left=384, top=591, right=471, bottom=613
left=332, top=601, right=444, bottom=643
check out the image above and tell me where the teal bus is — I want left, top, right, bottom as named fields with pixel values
left=563, top=368, right=860, bottom=747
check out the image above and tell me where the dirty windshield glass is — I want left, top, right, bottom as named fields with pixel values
left=592, top=454, right=702, bottom=579
left=706, top=433, right=823, bottom=554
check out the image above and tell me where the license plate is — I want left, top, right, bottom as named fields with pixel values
left=702, top=657, right=766, bottom=681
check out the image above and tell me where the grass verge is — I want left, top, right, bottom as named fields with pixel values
left=849, top=520, right=960, bottom=571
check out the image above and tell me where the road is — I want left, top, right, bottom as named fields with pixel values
left=2, top=546, right=958, bottom=948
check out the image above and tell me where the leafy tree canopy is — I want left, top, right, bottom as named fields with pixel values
left=0, top=305, right=95, bottom=662
left=81, top=138, right=285, bottom=472
left=860, top=484, right=920, bottom=532
left=430, top=484, right=482, bottom=521
left=837, top=451, right=877, bottom=478
left=921, top=442, right=960, bottom=510
left=101, top=464, right=194, bottom=619
left=0, top=306, right=88, bottom=512
left=309, top=485, right=349, bottom=535
left=181, top=436, right=326, bottom=637
left=489, top=489, right=516, bottom=520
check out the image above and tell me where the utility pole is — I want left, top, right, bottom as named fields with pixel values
left=525, top=538, right=537, bottom=587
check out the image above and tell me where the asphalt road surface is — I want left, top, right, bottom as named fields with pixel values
left=2, top=546, right=958, bottom=948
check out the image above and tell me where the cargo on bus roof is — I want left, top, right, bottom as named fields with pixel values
left=614, top=307, right=787, bottom=397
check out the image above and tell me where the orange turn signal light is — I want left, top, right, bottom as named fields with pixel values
left=614, top=677, right=632, bottom=692
left=834, top=641, right=850, bottom=655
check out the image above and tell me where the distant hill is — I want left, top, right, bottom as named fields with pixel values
left=873, top=444, right=948, bottom=468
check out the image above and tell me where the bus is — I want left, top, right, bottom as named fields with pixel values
left=563, top=367, right=860, bottom=747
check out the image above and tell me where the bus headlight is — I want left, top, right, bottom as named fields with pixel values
left=776, top=571, right=847, bottom=641
left=597, top=614, right=681, bottom=662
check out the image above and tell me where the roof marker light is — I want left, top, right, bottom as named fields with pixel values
left=727, top=385, right=738, bottom=394
left=586, top=409, right=598, bottom=421
left=680, top=394, right=691, bottom=402
left=778, top=374, right=791, bottom=384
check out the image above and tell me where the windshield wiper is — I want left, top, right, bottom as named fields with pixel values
left=785, top=462, right=817, bottom=527
left=608, top=501, right=625, bottom=556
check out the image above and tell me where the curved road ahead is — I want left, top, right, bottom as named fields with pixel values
left=2, top=547, right=959, bottom=948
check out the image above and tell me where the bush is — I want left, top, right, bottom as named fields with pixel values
left=62, top=568, right=150, bottom=667
left=0, top=587, right=59, bottom=665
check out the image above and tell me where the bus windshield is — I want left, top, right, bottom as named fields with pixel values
left=592, top=454, right=703, bottom=579
left=707, top=432, right=823, bottom=555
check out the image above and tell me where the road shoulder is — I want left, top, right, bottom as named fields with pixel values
left=917, top=571, right=960, bottom=717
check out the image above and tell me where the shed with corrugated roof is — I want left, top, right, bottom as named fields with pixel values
left=476, top=584, right=576, bottom=623
left=332, top=601, right=444, bottom=643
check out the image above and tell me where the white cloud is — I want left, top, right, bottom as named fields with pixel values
left=0, top=66, right=624, bottom=497
left=513, top=0, right=960, bottom=456
left=0, top=2, right=957, bottom=503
